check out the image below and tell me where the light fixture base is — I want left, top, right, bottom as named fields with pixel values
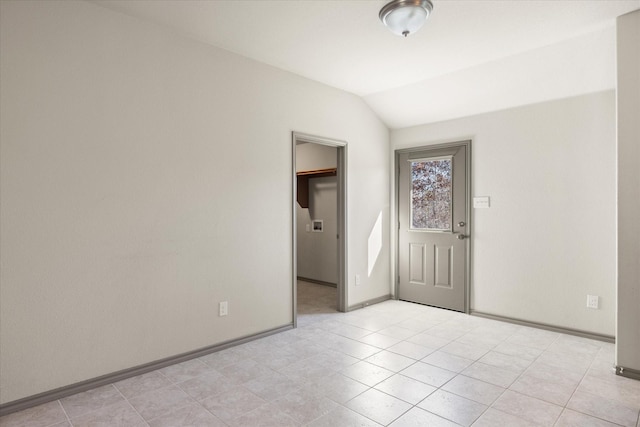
left=379, top=0, right=434, bottom=37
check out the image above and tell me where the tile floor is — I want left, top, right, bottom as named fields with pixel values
left=296, top=280, right=337, bottom=317
left=2, top=281, right=639, bottom=427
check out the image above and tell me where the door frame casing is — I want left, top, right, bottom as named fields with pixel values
left=292, top=132, right=348, bottom=327
left=394, top=140, right=472, bottom=313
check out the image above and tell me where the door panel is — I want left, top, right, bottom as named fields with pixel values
left=398, top=144, right=469, bottom=312
left=409, top=243, right=427, bottom=285
left=435, top=245, right=452, bottom=289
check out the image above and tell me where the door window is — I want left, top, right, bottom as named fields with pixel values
left=410, top=158, right=452, bottom=231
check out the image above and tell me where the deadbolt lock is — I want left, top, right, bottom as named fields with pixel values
left=458, top=221, right=466, bottom=227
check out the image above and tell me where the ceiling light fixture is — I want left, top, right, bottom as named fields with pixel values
left=379, top=0, right=434, bottom=38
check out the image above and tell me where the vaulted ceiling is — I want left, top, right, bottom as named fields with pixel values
left=91, top=0, right=639, bottom=128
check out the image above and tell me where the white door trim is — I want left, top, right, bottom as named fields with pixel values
left=394, top=140, right=472, bottom=313
left=292, top=132, right=348, bottom=327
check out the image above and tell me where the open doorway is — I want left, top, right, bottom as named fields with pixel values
left=292, top=132, right=347, bottom=327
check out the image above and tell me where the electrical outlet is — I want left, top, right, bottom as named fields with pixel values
left=219, top=301, right=228, bottom=316
left=586, top=295, right=599, bottom=309
left=355, top=274, right=361, bottom=286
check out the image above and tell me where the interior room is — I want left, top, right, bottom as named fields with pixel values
left=295, top=142, right=339, bottom=319
left=1, top=0, right=639, bottom=426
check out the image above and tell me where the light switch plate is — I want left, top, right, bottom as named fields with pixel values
left=473, top=196, right=490, bottom=208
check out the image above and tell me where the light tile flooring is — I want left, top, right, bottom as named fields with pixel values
left=2, top=282, right=639, bottom=427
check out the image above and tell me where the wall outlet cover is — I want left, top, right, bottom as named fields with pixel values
left=219, top=301, right=228, bottom=316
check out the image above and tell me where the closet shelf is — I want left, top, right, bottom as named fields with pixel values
left=296, top=168, right=337, bottom=208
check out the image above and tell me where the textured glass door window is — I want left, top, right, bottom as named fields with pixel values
left=410, top=158, right=452, bottom=230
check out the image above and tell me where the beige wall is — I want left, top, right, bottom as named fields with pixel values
left=295, top=142, right=337, bottom=173
left=391, top=91, right=616, bottom=337
left=0, top=0, right=390, bottom=404
left=296, top=176, right=338, bottom=284
left=616, top=9, right=640, bottom=372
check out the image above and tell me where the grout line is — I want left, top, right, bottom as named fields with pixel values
left=557, top=347, right=633, bottom=427
left=56, top=400, right=72, bottom=426
left=112, top=384, right=150, bottom=427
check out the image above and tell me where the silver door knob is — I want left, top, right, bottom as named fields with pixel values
left=458, top=221, right=466, bottom=227
left=456, top=234, right=467, bottom=240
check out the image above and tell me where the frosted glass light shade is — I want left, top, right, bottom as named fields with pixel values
left=379, top=0, right=433, bottom=37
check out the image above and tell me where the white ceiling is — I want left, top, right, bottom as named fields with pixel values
left=91, top=0, right=639, bottom=128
